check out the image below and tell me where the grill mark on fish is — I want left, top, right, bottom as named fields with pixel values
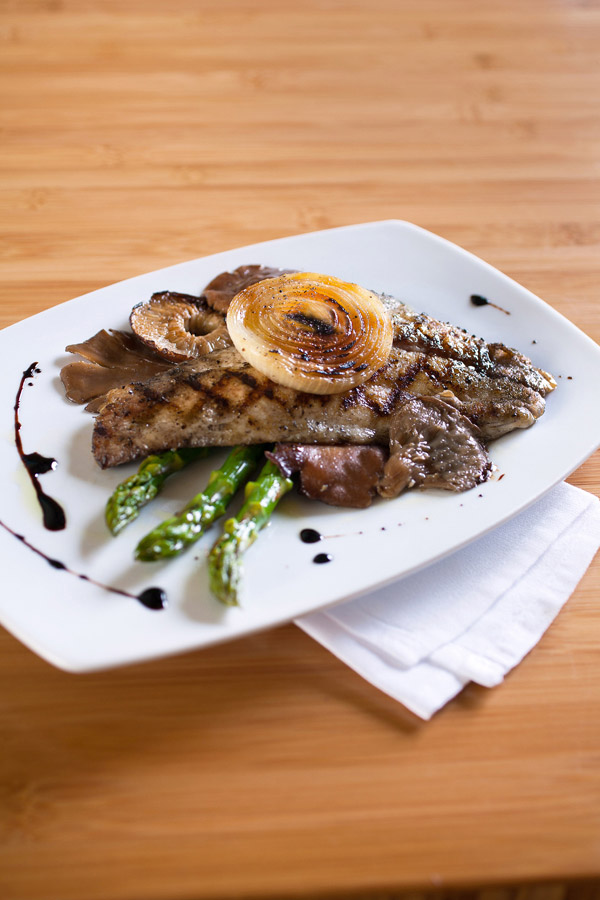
left=391, top=316, right=551, bottom=394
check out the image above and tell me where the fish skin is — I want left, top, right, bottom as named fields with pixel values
left=92, top=298, right=556, bottom=469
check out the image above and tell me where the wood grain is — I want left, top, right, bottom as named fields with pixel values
left=1, top=1, right=599, bottom=899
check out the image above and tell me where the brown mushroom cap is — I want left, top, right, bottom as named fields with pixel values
left=130, top=291, right=232, bottom=362
left=201, top=265, right=297, bottom=313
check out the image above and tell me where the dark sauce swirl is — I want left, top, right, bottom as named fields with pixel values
left=15, top=363, right=66, bottom=530
left=0, top=519, right=167, bottom=610
left=5, top=362, right=167, bottom=611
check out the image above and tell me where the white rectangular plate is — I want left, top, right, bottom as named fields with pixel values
left=1, top=220, right=599, bottom=672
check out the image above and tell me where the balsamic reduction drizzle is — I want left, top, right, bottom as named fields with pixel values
left=470, top=294, right=510, bottom=316
left=7, top=361, right=167, bottom=611
left=15, top=362, right=66, bottom=531
left=0, top=519, right=167, bottom=610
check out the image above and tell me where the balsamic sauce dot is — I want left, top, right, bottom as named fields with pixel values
left=137, top=587, right=168, bottom=610
left=469, top=294, right=510, bottom=315
left=300, top=528, right=322, bottom=544
left=313, top=553, right=332, bottom=564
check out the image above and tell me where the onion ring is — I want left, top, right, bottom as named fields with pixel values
left=226, top=272, right=393, bottom=394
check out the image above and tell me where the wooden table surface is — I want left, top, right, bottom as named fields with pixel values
left=1, top=2, right=599, bottom=899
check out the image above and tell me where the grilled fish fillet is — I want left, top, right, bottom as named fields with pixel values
left=92, top=295, right=556, bottom=468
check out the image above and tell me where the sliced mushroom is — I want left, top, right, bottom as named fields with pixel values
left=130, top=291, right=232, bottom=362
left=378, top=393, right=491, bottom=498
left=267, top=443, right=388, bottom=508
left=201, top=265, right=295, bottom=313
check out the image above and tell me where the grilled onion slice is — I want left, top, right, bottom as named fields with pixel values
left=226, top=272, right=393, bottom=394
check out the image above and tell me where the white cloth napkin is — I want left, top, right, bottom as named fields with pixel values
left=296, top=482, right=600, bottom=719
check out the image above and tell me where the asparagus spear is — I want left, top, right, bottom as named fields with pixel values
left=208, top=459, right=293, bottom=607
left=135, top=444, right=265, bottom=561
left=105, top=447, right=210, bottom=536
